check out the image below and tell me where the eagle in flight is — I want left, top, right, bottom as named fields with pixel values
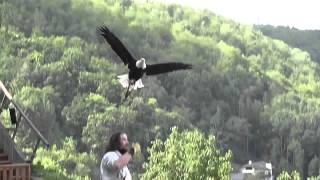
left=98, top=26, right=192, bottom=101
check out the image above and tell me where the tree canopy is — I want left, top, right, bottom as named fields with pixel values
left=1, top=0, right=320, bottom=179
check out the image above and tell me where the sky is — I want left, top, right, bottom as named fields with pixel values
left=156, top=0, right=319, bottom=30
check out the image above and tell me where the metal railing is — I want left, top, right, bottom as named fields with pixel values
left=0, top=81, right=50, bottom=163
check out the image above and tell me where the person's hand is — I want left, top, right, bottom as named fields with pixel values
left=129, top=147, right=135, bottom=156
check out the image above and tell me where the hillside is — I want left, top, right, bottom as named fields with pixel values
left=1, top=0, right=320, bottom=179
left=256, top=25, right=320, bottom=64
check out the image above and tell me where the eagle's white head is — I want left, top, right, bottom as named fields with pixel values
left=136, top=58, right=146, bottom=69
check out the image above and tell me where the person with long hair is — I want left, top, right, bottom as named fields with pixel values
left=100, top=132, right=134, bottom=180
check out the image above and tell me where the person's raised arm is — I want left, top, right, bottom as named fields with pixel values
left=113, top=148, right=134, bottom=171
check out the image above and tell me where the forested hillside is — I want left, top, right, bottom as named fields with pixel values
left=256, top=25, right=320, bottom=64
left=1, top=0, right=320, bottom=179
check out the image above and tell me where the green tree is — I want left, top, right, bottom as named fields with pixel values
left=142, top=127, right=232, bottom=180
left=32, top=137, right=96, bottom=180
left=308, top=156, right=320, bottom=177
left=277, top=170, right=301, bottom=180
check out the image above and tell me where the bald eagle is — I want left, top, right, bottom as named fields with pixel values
left=98, top=26, right=192, bottom=100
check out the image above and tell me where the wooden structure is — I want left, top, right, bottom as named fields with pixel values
left=0, top=81, right=50, bottom=180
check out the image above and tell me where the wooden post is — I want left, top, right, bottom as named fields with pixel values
left=12, top=112, right=22, bottom=140
left=29, top=138, right=41, bottom=163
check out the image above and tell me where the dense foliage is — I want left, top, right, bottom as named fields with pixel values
left=142, top=127, right=232, bottom=180
left=257, top=25, right=320, bottom=64
left=1, top=0, right=320, bottom=179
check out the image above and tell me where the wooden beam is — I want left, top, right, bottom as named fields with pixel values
left=0, top=81, right=12, bottom=100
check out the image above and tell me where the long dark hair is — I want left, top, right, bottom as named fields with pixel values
left=105, top=132, right=123, bottom=153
